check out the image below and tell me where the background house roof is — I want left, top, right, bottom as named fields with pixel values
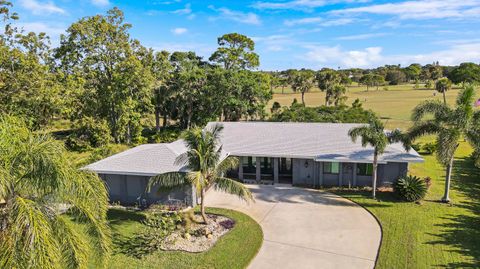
left=85, top=122, right=423, bottom=176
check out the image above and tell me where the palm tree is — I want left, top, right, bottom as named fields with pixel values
left=148, top=124, right=253, bottom=223
left=435, top=77, right=452, bottom=104
left=0, top=116, right=111, bottom=269
left=409, top=85, right=480, bottom=202
left=348, top=118, right=410, bottom=199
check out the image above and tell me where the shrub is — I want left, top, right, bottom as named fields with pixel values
left=422, top=142, right=437, bottom=154
left=121, top=211, right=183, bottom=258
left=66, top=117, right=112, bottom=150
left=219, top=219, right=235, bottom=229
left=395, top=175, right=428, bottom=202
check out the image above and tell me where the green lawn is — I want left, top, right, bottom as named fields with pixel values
left=102, top=207, right=263, bottom=269
left=333, top=139, right=480, bottom=268
left=272, top=84, right=480, bottom=129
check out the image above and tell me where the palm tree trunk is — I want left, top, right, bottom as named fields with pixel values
left=301, top=92, right=305, bottom=105
left=442, top=91, right=447, bottom=105
left=200, top=188, right=208, bottom=223
left=442, top=155, right=454, bottom=202
left=372, top=151, right=378, bottom=199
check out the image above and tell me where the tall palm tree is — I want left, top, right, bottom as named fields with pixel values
left=409, top=85, right=480, bottom=202
left=348, top=118, right=410, bottom=199
left=0, top=116, right=111, bottom=269
left=148, top=124, right=253, bottom=223
left=435, top=77, right=452, bottom=104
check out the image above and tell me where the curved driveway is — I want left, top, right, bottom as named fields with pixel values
left=205, top=184, right=381, bottom=269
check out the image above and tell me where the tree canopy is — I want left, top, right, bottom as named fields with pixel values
left=209, top=33, right=259, bottom=70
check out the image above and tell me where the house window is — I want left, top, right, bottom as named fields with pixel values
left=242, top=157, right=256, bottom=174
left=323, top=162, right=340, bottom=174
left=357, top=163, right=373, bottom=176
left=279, top=158, right=292, bottom=174
left=261, top=157, right=272, bottom=174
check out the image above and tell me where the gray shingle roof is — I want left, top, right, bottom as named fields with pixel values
left=85, top=122, right=423, bottom=176
left=84, top=142, right=188, bottom=176
left=206, top=122, right=423, bottom=163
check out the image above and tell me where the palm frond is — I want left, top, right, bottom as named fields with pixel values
left=215, top=156, right=239, bottom=176
left=348, top=126, right=371, bottom=145
left=206, top=123, right=224, bottom=141
left=214, top=177, right=254, bottom=202
left=148, top=172, right=187, bottom=192
left=2, top=196, right=60, bottom=269
left=52, top=216, right=90, bottom=269
left=408, top=121, right=441, bottom=141
left=388, top=129, right=412, bottom=151
left=62, top=170, right=111, bottom=268
left=411, top=100, right=450, bottom=122
left=455, top=85, right=475, bottom=115
left=174, top=152, right=189, bottom=167
left=436, top=129, right=461, bottom=165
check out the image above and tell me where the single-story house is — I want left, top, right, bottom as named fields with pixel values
left=84, top=122, right=423, bottom=206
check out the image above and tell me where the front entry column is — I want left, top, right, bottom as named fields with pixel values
left=256, top=157, right=261, bottom=183
left=273, top=158, right=279, bottom=184
left=353, top=163, right=357, bottom=187
left=339, top=162, right=343, bottom=187
left=238, top=157, right=244, bottom=181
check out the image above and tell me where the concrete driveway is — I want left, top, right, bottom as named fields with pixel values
left=205, top=184, right=381, bottom=269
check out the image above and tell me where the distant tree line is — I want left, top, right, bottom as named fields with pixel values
left=1, top=2, right=480, bottom=149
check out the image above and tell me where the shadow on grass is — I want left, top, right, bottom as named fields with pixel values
left=108, top=208, right=145, bottom=224
left=427, top=157, right=480, bottom=268
left=330, top=188, right=396, bottom=208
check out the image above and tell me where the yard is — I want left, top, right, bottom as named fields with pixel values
left=334, top=139, right=480, bottom=268
left=271, top=84, right=480, bottom=129
left=98, top=207, right=263, bottom=269
left=76, top=85, right=480, bottom=268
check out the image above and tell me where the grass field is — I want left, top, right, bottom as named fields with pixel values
left=99, top=207, right=263, bottom=269
left=333, top=139, right=480, bottom=268
left=271, top=84, right=479, bottom=129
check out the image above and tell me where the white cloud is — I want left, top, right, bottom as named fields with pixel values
left=209, top=6, right=261, bottom=25
left=301, top=42, right=480, bottom=68
left=253, top=0, right=370, bottom=11
left=303, top=45, right=382, bottom=68
left=284, top=17, right=354, bottom=26
left=252, top=34, right=293, bottom=52
left=172, top=4, right=192, bottom=15
left=331, top=0, right=480, bottom=20
left=91, top=0, right=110, bottom=7
left=19, top=0, right=66, bottom=15
left=171, top=27, right=188, bottom=35
left=336, top=33, right=387, bottom=40
left=284, top=17, right=322, bottom=26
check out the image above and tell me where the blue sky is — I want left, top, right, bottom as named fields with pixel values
left=12, top=0, right=480, bottom=70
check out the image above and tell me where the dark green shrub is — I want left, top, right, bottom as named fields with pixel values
left=395, top=175, right=428, bottom=202
left=422, top=142, right=437, bottom=154
left=66, top=117, right=112, bottom=150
